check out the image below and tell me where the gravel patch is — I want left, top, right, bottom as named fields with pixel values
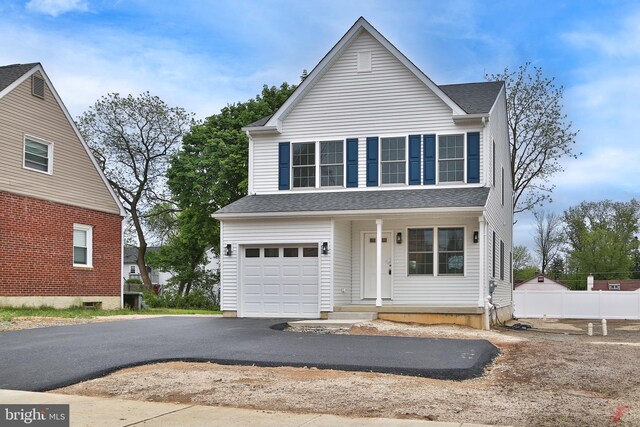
left=55, top=320, right=640, bottom=426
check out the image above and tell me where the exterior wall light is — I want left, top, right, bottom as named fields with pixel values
left=473, top=231, right=479, bottom=243
left=396, top=232, right=402, bottom=244
left=321, top=242, right=328, bottom=255
left=225, top=244, right=232, bottom=256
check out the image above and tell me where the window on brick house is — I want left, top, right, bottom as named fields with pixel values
left=73, top=224, right=93, bottom=267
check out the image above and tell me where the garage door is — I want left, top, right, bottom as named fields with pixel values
left=241, top=245, right=319, bottom=318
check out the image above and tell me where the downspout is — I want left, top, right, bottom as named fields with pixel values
left=120, top=216, right=125, bottom=309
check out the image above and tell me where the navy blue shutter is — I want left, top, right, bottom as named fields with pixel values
left=366, top=137, right=378, bottom=187
left=346, top=138, right=358, bottom=188
left=278, top=142, right=290, bottom=190
left=467, top=132, right=480, bottom=183
left=408, top=135, right=421, bottom=185
left=423, top=134, right=436, bottom=185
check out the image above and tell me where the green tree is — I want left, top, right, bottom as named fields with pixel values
left=547, top=256, right=565, bottom=280
left=487, top=64, right=579, bottom=215
left=78, top=92, right=192, bottom=287
left=563, top=199, right=640, bottom=279
left=163, top=83, right=297, bottom=291
left=513, top=245, right=533, bottom=273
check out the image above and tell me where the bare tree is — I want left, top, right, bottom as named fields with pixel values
left=78, top=92, right=192, bottom=287
left=533, top=210, right=564, bottom=274
left=487, top=63, right=579, bottom=215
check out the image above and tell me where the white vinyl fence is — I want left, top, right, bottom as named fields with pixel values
left=513, top=290, right=640, bottom=319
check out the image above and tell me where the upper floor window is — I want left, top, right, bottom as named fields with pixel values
left=438, top=135, right=464, bottom=183
left=73, top=224, right=93, bottom=267
left=438, top=227, right=464, bottom=275
left=24, top=137, right=52, bottom=174
left=380, top=137, right=405, bottom=184
left=320, top=141, right=343, bottom=187
left=292, top=142, right=315, bottom=188
left=129, top=265, right=136, bottom=274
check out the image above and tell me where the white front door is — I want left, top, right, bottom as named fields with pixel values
left=363, top=232, right=392, bottom=299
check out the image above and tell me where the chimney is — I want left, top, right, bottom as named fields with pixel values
left=587, top=274, right=594, bottom=291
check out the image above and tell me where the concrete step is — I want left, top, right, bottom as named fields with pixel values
left=288, top=319, right=365, bottom=328
left=327, top=311, right=378, bottom=320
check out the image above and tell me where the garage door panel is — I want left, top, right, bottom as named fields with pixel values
left=242, top=245, right=319, bottom=318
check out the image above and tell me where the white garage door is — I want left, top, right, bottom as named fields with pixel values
left=241, top=245, right=319, bottom=318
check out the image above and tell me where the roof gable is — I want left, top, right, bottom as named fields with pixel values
left=262, top=17, right=466, bottom=130
left=0, top=63, right=125, bottom=216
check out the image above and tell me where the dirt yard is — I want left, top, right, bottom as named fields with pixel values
left=56, top=319, right=640, bottom=426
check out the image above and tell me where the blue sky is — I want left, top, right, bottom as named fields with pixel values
left=1, top=0, right=638, bottom=253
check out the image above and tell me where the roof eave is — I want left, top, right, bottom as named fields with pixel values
left=240, top=125, right=281, bottom=134
left=214, top=205, right=485, bottom=220
left=452, top=113, right=490, bottom=125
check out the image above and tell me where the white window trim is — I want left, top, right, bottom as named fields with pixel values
left=73, top=224, right=93, bottom=268
left=319, top=140, right=345, bottom=188
left=403, top=225, right=467, bottom=278
left=406, top=227, right=435, bottom=276
left=23, top=135, right=54, bottom=175
left=290, top=140, right=346, bottom=189
left=436, top=133, right=466, bottom=185
left=378, top=135, right=408, bottom=186
left=291, top=141, right=317, bottom=189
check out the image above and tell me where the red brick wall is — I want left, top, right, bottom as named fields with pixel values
left=0, top=191, right=122, bottom=297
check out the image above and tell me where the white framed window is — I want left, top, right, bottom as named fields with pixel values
left=407, top=228, right=434, bottom=275
left=292, top=142, right=316, bottom=188
left=380, top=136, right=406, bottom=184
left=438, top=134, right=464, bottom=183
left=73, top=224, right=93, bottom=267
left=129, top=265, right=136, bottom=274
left=24, top=136, right=53, bottom=174
left=438, top=227, right=464, bottom=275
left=320, top=141, right=344, bottom=187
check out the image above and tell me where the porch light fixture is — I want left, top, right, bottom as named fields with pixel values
left=396, top=232, right=402, bottom=244
left=321, top=242, right=328, bottom=255
left=225, top=244, right=232, bottom=256
left=473, top=231, right=479, bottom=243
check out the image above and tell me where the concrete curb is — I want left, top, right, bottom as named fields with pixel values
left=0, top=390, right=503, bottom=427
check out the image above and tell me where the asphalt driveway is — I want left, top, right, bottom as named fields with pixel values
left=0, top=317, right=499, bottom=391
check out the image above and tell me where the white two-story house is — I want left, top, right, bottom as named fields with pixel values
left=214, top=17, right=513, bottom=329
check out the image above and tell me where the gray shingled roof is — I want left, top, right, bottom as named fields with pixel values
left=439, top=81, right=504, bottom=114
left=124, top=246, right=160, bottom=263
left=246, top=114, right=273, bottom=128
left=216, top=187, right=489, bottom=215
left=0, top=63, right=39, bottom=93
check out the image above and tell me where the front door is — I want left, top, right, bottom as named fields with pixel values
left=363, top=232, right=392, bottom=299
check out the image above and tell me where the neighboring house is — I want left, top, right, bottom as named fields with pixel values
left=124, top=246, right=220, bottom=289
left=213, top=18, right=513, bottom=329
left=0, top=63, right=125, bottom=309
left=514, top=275, right=569, bottom=291
left=124, top=246, right=170, bottom=288
left=592, top=280, right=640, bottom=292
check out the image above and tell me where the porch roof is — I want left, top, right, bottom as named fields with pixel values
left=214, top=187, right=489, bottom=217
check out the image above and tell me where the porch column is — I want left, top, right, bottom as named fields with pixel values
left=376, top=219, right=383, bottom=307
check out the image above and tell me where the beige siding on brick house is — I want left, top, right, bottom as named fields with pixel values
left=0, top=71, right=120, bottom=215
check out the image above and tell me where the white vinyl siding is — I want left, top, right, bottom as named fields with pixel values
left=483, top=87, right=513, bottom=309
left=349, top=215, right=480, bottom=306
left=249, top=30, right=484, bottom=194
left=333, top=220, right=352, bottom=306
left=0, top=71, right=121, bottom=214
left=220, top=218, right=332, bottom=312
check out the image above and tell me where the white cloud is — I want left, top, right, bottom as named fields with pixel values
left=563, top=10, right=640, bottom=58
left=26, top=0, right=88, bottom=17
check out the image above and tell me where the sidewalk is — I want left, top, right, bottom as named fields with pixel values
left=0, top=389, right=495, bottom=427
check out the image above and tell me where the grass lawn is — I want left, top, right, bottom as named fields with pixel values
left=0, top=307, right=221, bottom=322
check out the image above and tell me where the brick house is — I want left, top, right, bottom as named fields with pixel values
left=0, top=63, right=125, bottom=309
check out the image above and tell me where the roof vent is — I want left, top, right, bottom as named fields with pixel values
left=609, top=283, right=620, bottom=290
left=32, top=75, right=45, bottom=99
left=357, top=51, right=372, bottom=73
